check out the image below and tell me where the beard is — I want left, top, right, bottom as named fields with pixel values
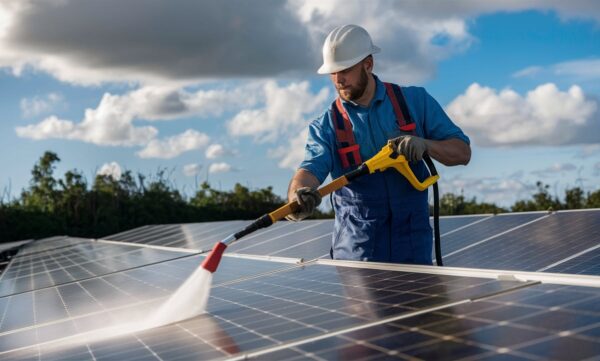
left=337, top=67, right=369, bottom=102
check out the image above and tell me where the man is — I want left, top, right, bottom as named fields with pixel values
left=287, top=24, right=470, bottom=264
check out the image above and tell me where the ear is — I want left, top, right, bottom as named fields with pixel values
left=363, top=55, right=374, bottom=73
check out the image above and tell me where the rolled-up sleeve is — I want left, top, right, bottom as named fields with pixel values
left=298, top=119, right=334, bottom=184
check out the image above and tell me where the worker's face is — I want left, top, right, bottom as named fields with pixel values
left=330, top=58, right=370, bottom=102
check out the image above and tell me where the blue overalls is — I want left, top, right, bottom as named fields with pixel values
left=299, top=76, right=470, bottom=265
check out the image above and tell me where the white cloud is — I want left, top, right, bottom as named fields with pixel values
left=205, top=144, right=235, bottom=159
left=227, top=80, right=328, bottom=170
left=20, top=92, right=64, bottom=118
left=269, top=128, right=309, bottom=170
left=208, top=162, right=235, bottom=174
left=576, top=144, right=600, bottom=158
left=531, top=163, right=578, bottom=177
left=183, top=163, right=203, bottom=177
left=97, top=162, right=122, bottom=181
left=124, top=84, right=260, bottom=121
left=227, top=81, right=329, bottom=142
left=594, top=162, right=600, bottom=176
left=16, top=115, right=78, bottom=140
left=447, top=83, right=598, bottom=146
left=513, top=58, right=600, bottom=82
left=553, top=58, right=600, bottom=80
left=16, top=92, right=159, bottom=146
left=512, top=66, right=543, bottom=78
left=137, top=129, right=210, bottom=159
left=441, top=175, right=536, bottom=207
left=15, top=84, right=259, bottom=147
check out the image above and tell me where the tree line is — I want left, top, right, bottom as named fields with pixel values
left=1, top=151, right=598, bottom=242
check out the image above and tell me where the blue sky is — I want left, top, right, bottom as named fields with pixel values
left=1, top=1, right=599, bottom=208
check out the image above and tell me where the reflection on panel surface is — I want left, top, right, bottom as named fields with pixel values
left=228, top=220, right=333, bottom=259
left=2, top=257, right=599, bottom=361
left=0, top=239, right=193, bottom=297
left=444, top=210, right=600, bottom=273
left=441, top=212, right=546, bottom=255
left=254, top=283, right=600, bottom=361
left=0, top=251, right=297, bottom=356
left=0, top=260, right=531, bottom=360
left=8, top=209, right=597, bottom=360
left=545, top=246, right=600, bottom=276
left=104, top=220, right=335, bottom=261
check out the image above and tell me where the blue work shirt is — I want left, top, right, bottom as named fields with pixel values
left=299, top=75, right=470, bottom=264
left=300, top=75, right=470, bottom=183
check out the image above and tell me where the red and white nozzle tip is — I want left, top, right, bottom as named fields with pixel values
left=201, top=242, right=228, bottom=273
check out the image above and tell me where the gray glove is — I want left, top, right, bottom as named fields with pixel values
left=286, top=187, right=322, bottom=222
left=390, top=135, right=428, bottom=162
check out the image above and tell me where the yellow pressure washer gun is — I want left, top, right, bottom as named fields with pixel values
left=200, top=142, right=442, bottom=274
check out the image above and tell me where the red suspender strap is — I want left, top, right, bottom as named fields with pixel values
left=333, top=98, right=355, bottom=145
left=384, top=82, right=416, bottom=134
left=331, top=98, right=362, bottom=168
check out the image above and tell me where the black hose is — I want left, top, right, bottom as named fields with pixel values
left=423, top=154, right=442, bottom=266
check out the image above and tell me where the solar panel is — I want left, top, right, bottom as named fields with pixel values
left=103, top=224, right=150, bottom=241
left=109, top=224, right=184, bottom=243
left=1, top=243, right=599, bottom=361
left=268, top=230, right=332, bottom=259
left=0, top=253, right=300, bottom=356
left=105, top=221, right=249, bottom=250
left=435, top=214, right=492, bottom=235
left=0, top=258, right=525, bottom=356
left=264, top=283, right=600, bottom=360
left=227, top=220, right=333, bottom=259
left=0, top=239, right=196, bottom=297
left=0, top=240, right=31, bottom=253
left=104, top=220, right=335, bottom=261
left=441, top=212, right=548, bottom=256
left=8, top=208, right=597, bottom=359
left=15, top=236, right=78, bottom=256
left=541, top=244, right=600, bottom=275
left=444, top=210, right=600, bottom=272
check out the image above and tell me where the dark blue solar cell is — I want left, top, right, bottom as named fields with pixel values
left=444, top=210, right=600, bottom=272
left=441, top=212, right=546, bottom=256
left=436, top=215, right=490, bottom=235
left=544, top=245, right=600, bottom=276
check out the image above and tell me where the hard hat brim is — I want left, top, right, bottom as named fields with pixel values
left=317, top=46, right=380, bottom=74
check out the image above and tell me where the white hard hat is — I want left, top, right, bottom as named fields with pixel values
left=317, top=24, right=380, bottom=74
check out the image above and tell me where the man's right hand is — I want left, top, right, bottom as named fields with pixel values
left=286, top=187, right=322, bottom=222
left=389, top=135, right=428, bottom=162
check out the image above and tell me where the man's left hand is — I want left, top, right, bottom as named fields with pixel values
left=389, top=135, right=428, bottom=162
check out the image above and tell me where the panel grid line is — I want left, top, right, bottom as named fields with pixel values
left=0, top=252, right=201, bottom=300
left=227, top=299, right=470, bottom=361
left=537, top=243, right=600, bottom=272
left=440, top=215, right=494, bottom=237
left=445, top=214, right=552, bottom=258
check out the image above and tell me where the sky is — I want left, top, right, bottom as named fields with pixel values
left=1, top=0, right=599, bottom=208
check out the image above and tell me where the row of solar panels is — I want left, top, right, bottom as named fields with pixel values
left=0, top=234, right=599, bottom=360
left=104, top=209, right=600, bottom=276
left=0, top=209, right=598, bottom=360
